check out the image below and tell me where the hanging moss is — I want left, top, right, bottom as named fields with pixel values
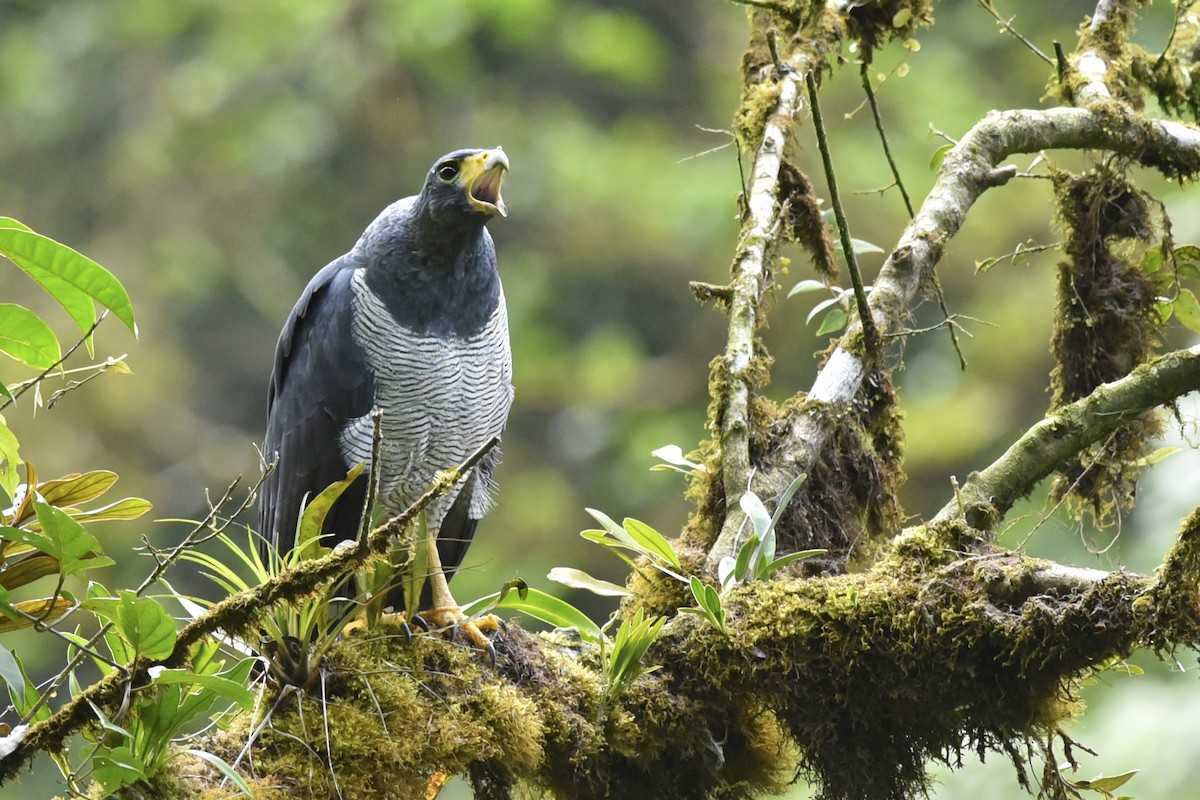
left=779, top=160, right=838, bottom=280
left=1048, top=167, right=1162, bottom=528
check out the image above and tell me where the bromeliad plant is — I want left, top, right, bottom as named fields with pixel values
left=175, top=463, right=367, bottom=690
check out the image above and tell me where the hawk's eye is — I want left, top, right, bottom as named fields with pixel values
left=436, top=163, right=459, bottom=182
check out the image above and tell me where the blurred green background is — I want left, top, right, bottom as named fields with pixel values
left=3, top=0, right=1199, bottom=797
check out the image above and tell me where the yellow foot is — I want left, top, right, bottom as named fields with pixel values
left=341, top=608, right=369, bottom=638
left=418, top=606, right=502, bottom=655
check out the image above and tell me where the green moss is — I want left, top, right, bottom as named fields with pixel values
left=1048, top=167, right=1162, bottom=528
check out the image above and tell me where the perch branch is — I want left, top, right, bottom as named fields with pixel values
left=0, top=439, right=498, bottom=782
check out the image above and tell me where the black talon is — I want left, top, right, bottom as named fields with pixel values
left=410, top=614, right=431, bottom=633
left=400, top=620, right=413, bottom=645
left=485, top=641, right=497, bottom=666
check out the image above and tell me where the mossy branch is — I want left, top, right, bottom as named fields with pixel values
left=711, top=54, right=808, bottom=566
left=931, top=345, right=1200, bottom=531
left=175, top=509, right=1200, bottom=800
left=0, top=440, right=498, bottom=783
left=760, top=105, right=1200, bottom=501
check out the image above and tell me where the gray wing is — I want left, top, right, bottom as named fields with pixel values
left=259, top=255, right=375, bottom=559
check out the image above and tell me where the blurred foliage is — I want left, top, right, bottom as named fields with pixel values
left=3, top=0, right=1200, bottom=797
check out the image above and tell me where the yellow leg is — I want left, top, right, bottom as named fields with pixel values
left=416, top=530, right=501, bottom=652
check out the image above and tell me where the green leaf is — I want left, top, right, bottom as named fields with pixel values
left=649, top=444, right=706, bottom=474
left=1174, top=244, right=1200, bottom=264
left=739, top=491, right=772, bottom=538
left=761, top=548, right=828, bottom=579
left=929, top=143, right=954, bottom=170
left=24, top=500, right=108, bottom=576
left=92, top=745, right=146, bottom=793
left=836, top=237, right=884, bottom=256
left=815, top=307, right=848, bottom=336
left=86, top=590, right=177, bottom=660
left=1140, top=246, right=1165, bottom=274
left=732, top=533, right=759, bottom=584
left=622, top=517, right=681, bottom=569
left=0, top=418, right=20, bottom=497
left=67, top=496, right=152, bottom=523
left=463, top=586, right=602, bottom=643
left=1071, top=769, right=1139, bottom=792
left=787, top=279, right=827, bottom=298
left=585, top=507, right=636, bottom=548
left=0, top=226, right=137, bottom=336
left=1135, top=445, right=1182, bottom=467
left=152, top=667, right=256, bottom=710
left=0, top=304, right=60, bottom=369
left=37, top=470, right=118, bottom=508
left=184, top=749, right=253, bottom=796
left=0, top=644, right=25, bottom=705
left=805, top=294, right=844, bottom=325
left=1174, top=287, right=1200, bottom=332
left=297, top=462, right=365, bottom=558
left=547, top=567, right=631, bottom=597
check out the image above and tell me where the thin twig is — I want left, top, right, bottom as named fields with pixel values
left=806, top=71, right=878, bottom=357
left=977, top=0, right=1054, bottom=64
left=1, top=312, right=109, bottom=411
left=860, top=62, right=967, bottom=369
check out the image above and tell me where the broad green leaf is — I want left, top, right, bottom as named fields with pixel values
left=37, top=470, right=118, bottom=508
left=761, top=548, right=828, bottom=579
left=1174, top=287, right=1200, bottom=332
left=1071, top=769, right=1139, bottom=792
left=0, top=644, right=24, bottom=704
left=0, top=552, right=61, bottom=590
left=184, top=749, right=253, bottom=796
left=787, top=279, right=827, bottom=298
left=547, top=567, right=631, bottom=596
left=297, top=462, right=365, bottom=558
left=0, top=304, right=60, bottom=369
left=152, top=667, right=255, bottom=710
left=805, top=294, right=843, bottom=324
left=1140, top=246, right=1165, bottom=274
left=835, top=237, right=884, bottom=256
left=0, top=596, right=74, bottom=633
left=0, top=227, right=137, bottom=336
left=929, top=143, right=953, bottom=171
left=93, top=745, right=146, bottom=793
left=585, top=507, right=636, bottom=547
left=26, top=499, right=108, bottom=576
left=0, top=418, right=20, bottom=497
left=739, top=491, right=772, bottom=538
left=815, top=307, right=848, bottom=336
left=0, top=218, right=33, bottom=233
left=732, top=533, right=759, bottom=584
left=86, top=590, right=176, bottom=660
left=649, top=444, right=706, bottom=473
left=66, top=496, right=152, bottom=523
left=1174, top=244, right=1200, bottom=264
left=464, top=586, right=602, bottom=643
left=1135, top=445, right=1182, bottom=467
left=1, top=646, right=49, bottom=721
left=622, top=517, right=681, bottom=569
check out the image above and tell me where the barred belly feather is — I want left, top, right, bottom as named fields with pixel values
left=340, top=270, right=513, bottom=529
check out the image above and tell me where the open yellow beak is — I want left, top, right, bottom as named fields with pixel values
left=461, top=148, right=509, bottom=218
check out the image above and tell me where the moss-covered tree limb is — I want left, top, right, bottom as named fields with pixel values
left=0, top=442, right=496, bottom=783
left=931, top=344, right=1200, bottom=531
left=182, top=507, right=1200, bottom=800
left=710, top=51, right=808, bottom=566
left=756, top=105, right=1200, bottom=511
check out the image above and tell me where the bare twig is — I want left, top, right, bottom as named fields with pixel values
left=977, top=0, right=1054, bottom=64
left=807, top=72, right=877, bottom=359
left=1, top=312, right=109, bottom=411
